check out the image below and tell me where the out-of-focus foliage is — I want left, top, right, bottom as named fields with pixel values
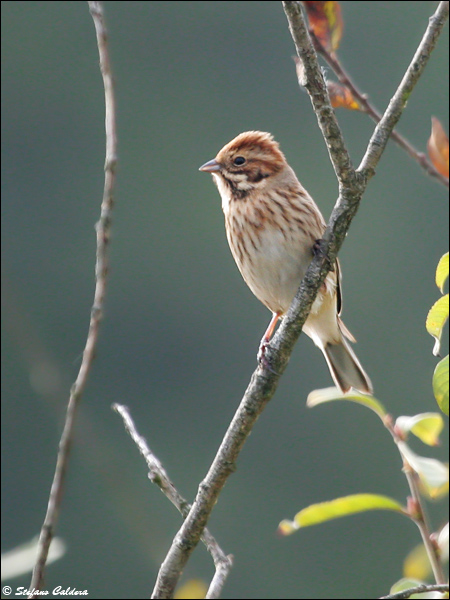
left=303, top=1, right=343, bottom=52
left=327, top=80, right=362, bottom=110
left=174, top=579, right=207, bottom=600
left=395, top=413, right=444, bottom=447
left=428, top=117, right=449, bottom=178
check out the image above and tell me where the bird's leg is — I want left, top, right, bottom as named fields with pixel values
left=257, top=311, right=281, bottom=373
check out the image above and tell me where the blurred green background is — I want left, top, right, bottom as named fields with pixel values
left=2, top=2, right=448, bottom=599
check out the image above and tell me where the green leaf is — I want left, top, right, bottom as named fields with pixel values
left=306, top=386, right=386, bottom=419
left=390, top=579, right=423, bottom=594
left=433, top=355, right=449, bottom=416
left=426, top=294, right=449, bottom=356
left=436, top=252, right=449, bottom=293
left=399, top=442, right=449, bottom=499
left=390, top=578, right=441, bottom=599
left=278, top=494, right=404, bottom=534
left=395, top=413, right=444, bottom=446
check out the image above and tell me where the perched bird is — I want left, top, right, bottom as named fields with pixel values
left=199, top=131, right=372, bottom=394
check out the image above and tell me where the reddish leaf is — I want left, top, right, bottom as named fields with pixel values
left=304, top=1, right=343, bottom=53
left=327, top=81, right=361, bottom=110
left=427, top=117, right=449, bottom=178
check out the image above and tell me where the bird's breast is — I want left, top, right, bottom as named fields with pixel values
left=224, top=200, right=314, bottom=314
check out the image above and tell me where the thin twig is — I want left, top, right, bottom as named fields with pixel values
left=359, top=1, right=450, bottom=179
left=112, top=404, right=233, bottom=600
left=28, top=2, right=117, bottom=596
left=309, top=31, right=449, bottom=189
left=402, top=467, right=447, bottom=585
left=151, top=3, right=448, bottom=598
left=380, top=583, right=449, bottom=600
left=382, top=420, right=447, bottom=585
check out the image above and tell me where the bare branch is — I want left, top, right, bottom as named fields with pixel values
left=205, top=563, right=234, bottom=600
left=28, top=2, right=117, bottom=596
left=309, top=32, right=449, bottom=189
left=112, top=404, right=233, bottom=600
left=359, top=1, right=450, bottom=179
left=282, top=1, right=355, bottom=188
left=151, top=3, right=448, bottom=598
left=380, top=583, right=449, bottom=600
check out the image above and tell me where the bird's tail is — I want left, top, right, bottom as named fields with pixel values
left=322, top=335, right=373, bottom=394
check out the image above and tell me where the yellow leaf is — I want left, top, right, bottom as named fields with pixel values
left=428, top=117, right=449, bottom=179
left=395, top=413, right=444, bottom=446
left=426, top=295, right=449, bottom=356
left=175, top=580, right=208, bottom=600
left=279, top=494, right=404, bottom=534
left=436, top=253, right=449, bottom=294
left=403, top=544, right=432, bottom=580
left=399, top=443, right=449, bottom=500
left=433, top=355, right=449, bottom=416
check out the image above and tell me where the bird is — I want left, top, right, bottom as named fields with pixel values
left=199, top=131, right=372, bottom=394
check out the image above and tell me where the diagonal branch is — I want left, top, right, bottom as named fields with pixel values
left=28, top=2, right=117, bottom=596
left=112, top=404, right=233, bottom=600
left=151, top=3, right=448, bottom=598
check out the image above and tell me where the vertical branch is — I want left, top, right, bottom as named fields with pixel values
left=28, top=2, right=117, bottom=596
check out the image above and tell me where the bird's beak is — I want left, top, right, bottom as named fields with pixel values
left=199, top=159, right=221, bottom=173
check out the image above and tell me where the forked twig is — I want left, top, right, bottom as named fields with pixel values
left=113, top=404, right=233, bottom=600
left=308, top=30, right=449, bottom=189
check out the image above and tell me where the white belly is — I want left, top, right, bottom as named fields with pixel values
left=227, top=220, right=313, bottom=315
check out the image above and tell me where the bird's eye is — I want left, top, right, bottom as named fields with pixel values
left=233, top=156, right=246, bottom=166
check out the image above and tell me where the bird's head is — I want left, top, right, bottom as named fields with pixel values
left=199, top=131, right=287, bottom=197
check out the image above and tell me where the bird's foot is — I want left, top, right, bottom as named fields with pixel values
left=257, top=339, right=279, bottom=375
left=313, top=238, right=334, bottom=271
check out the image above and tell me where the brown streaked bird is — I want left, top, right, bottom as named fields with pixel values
left=199, top=131, right=372, bottom=394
